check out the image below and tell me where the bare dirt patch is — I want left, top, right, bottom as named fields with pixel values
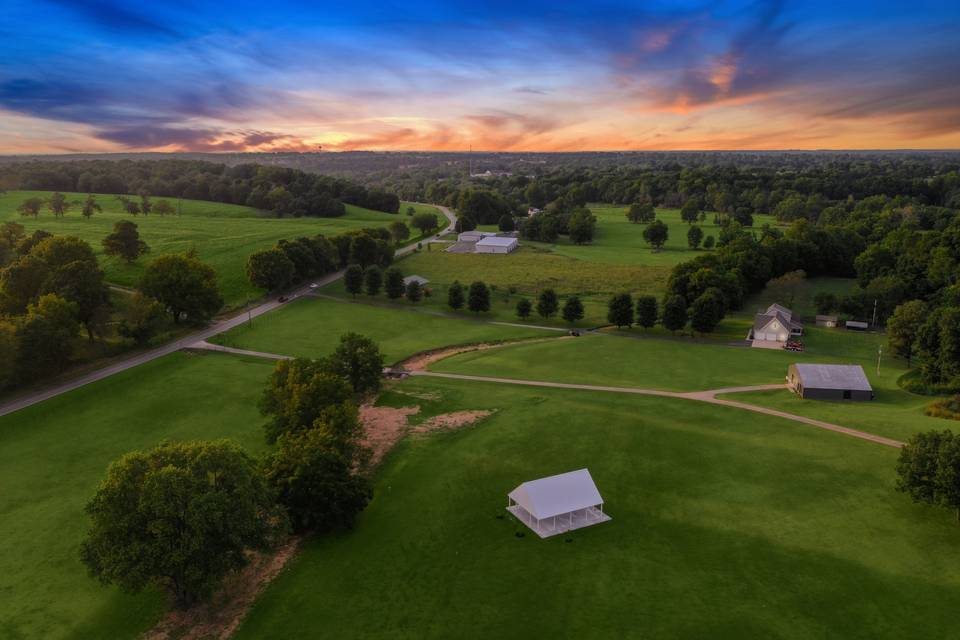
left=398, top=336, right=568, bottom=372
left=359, top=404, right=421, bottom=466
left=143, top=536, right=301, bottom=640
left=412, top=410, right=493, bottom=433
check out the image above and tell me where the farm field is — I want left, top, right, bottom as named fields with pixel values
left=343, top=205, right=779, bottom=326
left=211, top=295, right=555, bottom=363
left=0, top=351, right=276, bottom=640
left=234, top=375, right=960, bottom=639
left=0, top=191, right=414, bottom=309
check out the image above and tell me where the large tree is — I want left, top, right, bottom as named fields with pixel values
left=0, top=255, right=49, bottom=314
left=626, top=200, right=655, bottom=224
left=680, top=197, right=701, bottom=225
left=661, top=294, right=688, bottom=333
left=323, top=332, right=385, bottom=396
left=516, top=297, right=532, bottom=320
left=80, top=440, right=285, bottom=609
left=690, top=288, right=725, bottom=334
left=259, top=358, right=355, bottom=443
left=43, top=259, right=110, bottom=340
left=47, top=192, right=71, bottom=217
left=687, top=225, right=704, bottom=249
left=17, top=197, right=43, bottom=218
left=642, top=219, right=669, bottom=251
left=562, top=295, right=584, bottom=324
left=636, top=295, right=658, bottom=330
left=447, top=280, right=465, bottom=310
left=887, top=300, right=927, bottom=366
left=388, top=220, right=410, bottom=244
left=139, top=253, right=222, bottom=324
left=896, top=430, right=960, bottom=522
left=263, top=429, right=372, bottom=533
left=102, top=220, right=149, bottom=264
left=246, top=248, right=295, bottom=292
left=117, top=293, right=167, bottom=345
left=607, top=293, right=634, bottom=328
left=363, top=265, right=383, bottom=297
left=411, top=212, right=440, bottom=235
left=567, top=208, right=596, bottom=245
left=384, top=267, right=404, bottom=300
left=536, top=289, right=559, bottom=319
left=467, top=281, right=490, bottom=313
left=15, top=293, right=79, bottom=378
left=81, top=194, right=101, bottom=220
left=344, top=264, right=364, bottom=297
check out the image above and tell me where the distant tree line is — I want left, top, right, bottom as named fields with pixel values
left=0, top=159, right=401, bottom=217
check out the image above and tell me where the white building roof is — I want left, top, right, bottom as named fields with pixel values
left=403, top=275, right=429, bottom=286
left=508, top=469, right=603, bottom=520
left=476, top=236, right=518, bottom=247
left=793, top=364, right=872, bottom=391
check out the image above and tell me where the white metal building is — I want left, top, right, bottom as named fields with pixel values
left=475, top=236, right=519, bottom=254
left=507, top=469, right=610, bottom=538
left=457, top=231, right=498, bottom=242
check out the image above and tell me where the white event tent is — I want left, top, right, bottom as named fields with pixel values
left=507, top=468, right=610, bottom=538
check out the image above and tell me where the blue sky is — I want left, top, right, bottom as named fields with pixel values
left=2, top=0, right=959, bottom=151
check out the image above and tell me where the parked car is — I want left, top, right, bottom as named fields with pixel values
left=569, top=330, right=581, bottom=337
left=309, top=283, right=319, bottom=289
left=783, top=340, right=805, bottom=352
left=278, top=295, right=288, bottom=303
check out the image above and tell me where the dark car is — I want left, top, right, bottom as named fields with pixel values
left=569, top=330, right=581, bottom=337
left=278, top=295, right=288, bottom=303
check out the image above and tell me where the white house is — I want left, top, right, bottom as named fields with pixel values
left=507, top=469, right=611, bottom=538
left=750, top=303, right=803, bottom=344
left=475, top=236, right=518, bottom=254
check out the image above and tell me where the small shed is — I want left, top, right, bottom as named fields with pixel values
left=476, top=236, right=519, bottom=254
left=507, top=469, right=610, bottom=538
left=787, top=363, right=874, bottom=401
left=846, top=320, right=868, bottom=331
left=816, top=315, right=838, bottom=328
left=403, top=275, right=429, bottom=287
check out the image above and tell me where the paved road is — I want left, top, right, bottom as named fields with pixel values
left=411, top=371, right=905, bottom=448
left=0, top=204, right=457, bottom=419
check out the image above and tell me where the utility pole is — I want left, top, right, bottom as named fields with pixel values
left=871, top=298, right=878, bottom=328
left=877, top=345, right=883, bottom=375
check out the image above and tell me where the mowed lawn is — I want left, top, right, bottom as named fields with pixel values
left=372, top=205, right=779, bottom=326
left=235, top=376, right=960, bottom=639
left=0, top=191, right=404, bottom=309
left=0, top=351, right=275, bottom=640
left=211, top=296, right=556, bottom=363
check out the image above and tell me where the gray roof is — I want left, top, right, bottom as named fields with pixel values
left=792, top=364, right=872, bottom=391
left=476, top=236, right=518, bottom=247
left=508, top=469, right=603, bottom=520
left=403, top=275, right=429, bottom=286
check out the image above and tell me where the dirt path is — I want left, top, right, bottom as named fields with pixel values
left=397, top=336, right=570, bottom=372
left=412, top=372, right=904, bottom=448
left=188, top=341, right=293, bottom=361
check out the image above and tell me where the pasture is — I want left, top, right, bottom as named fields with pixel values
left=0, top=191, right=409, bottom=309
left=234, top=375, right=960, bottom=639
left=0, top=351, right=275, bottom=640
left=211, top=295, right=555, bottom=363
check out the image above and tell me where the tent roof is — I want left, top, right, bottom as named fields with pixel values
left=793, top=364, right=872, bottom=391
left=476, top=236, right=518, bottom=247
left=508, top=469, right=603, bottom=520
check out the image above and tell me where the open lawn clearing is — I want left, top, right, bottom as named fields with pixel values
left=432, top=328, right=899, bottom=392
left=529, top=204, right=778, bottom=267
left=737, top=276, right=859, bottom=321
left=235, top=375, right=960, bottom=639
left=0, top=190, right=402, bottom=309
left=210, top=295, right=556, bottom=363
left=0, top=351, right=275, bottom=640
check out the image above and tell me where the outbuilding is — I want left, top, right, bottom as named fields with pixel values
left=403, top=275, right=429, bottom=287
left=846, top=320, right=869, bottom=331
left=787, top=363, right=874, bottom=401
left=457, top=231, right=498, bottom=242
left=816, top=315, right=838, bottom=328
left=507, top=468, right=610, bottom=538
left=475, top=236, right=518, bottom=254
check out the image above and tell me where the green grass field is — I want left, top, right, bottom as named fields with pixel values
left=0, top=351, right=275, bottom=640
left=211, top=295, right=555, bottom=363
left=234, top=375, right=960, bottom=638
left=361, top=206, right=779, bottom=327
left=0, top=191, right=411, bottom=309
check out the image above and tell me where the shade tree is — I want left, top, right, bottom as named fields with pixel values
left=468, top=281, right=490, bottom=313
left=607, top=293, right=634, bottom=328
left=384, top=267, right=405, bottom=299
left=636, top=295, right=658, bottom=329
left=139, top=253, right=222, bottom=324
left=102, top=220, right=149, bottom=264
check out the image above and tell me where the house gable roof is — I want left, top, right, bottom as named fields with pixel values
left=508, top=469, right=603, bottom=520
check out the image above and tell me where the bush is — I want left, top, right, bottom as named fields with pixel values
left=925, top=396, right=960, bottom=420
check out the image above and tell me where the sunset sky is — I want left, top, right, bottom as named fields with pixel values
left=2, top=0, right=959, bottom=153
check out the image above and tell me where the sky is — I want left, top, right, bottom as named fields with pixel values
left=2, top=0, right=959, bottom=153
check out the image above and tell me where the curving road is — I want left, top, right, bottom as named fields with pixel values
left=0, top=204, right=457, bottom=419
